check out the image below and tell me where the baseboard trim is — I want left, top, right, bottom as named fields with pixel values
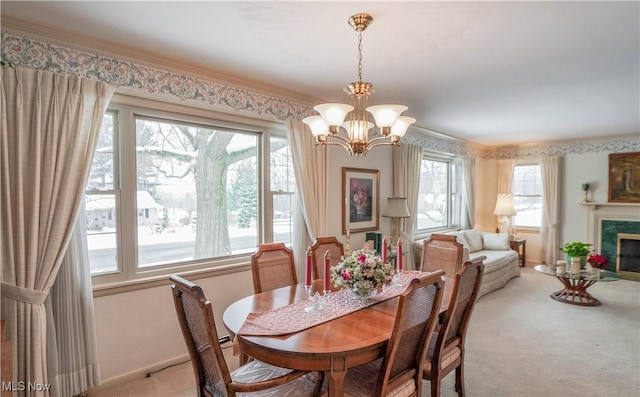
left=87, top=354, right=190, bottom=394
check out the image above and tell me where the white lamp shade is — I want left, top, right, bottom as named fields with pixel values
left=366, top=104, right=407, bottom=128
left=390, top=116, right=416, bottom=137
left=493, top=194, right=517, bottom=216
left=313, top=103, right=354, bottom=127
left=382, top=197, right=411, bottom=218
left=302, top=115, right=329, bottom=137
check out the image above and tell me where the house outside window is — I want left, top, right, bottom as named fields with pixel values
left=85, top=99, right=293, bottom=283
left=416, top=155, right=462, bottom=234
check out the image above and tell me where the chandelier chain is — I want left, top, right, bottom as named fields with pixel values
left=357, top=30, right=363, bottom=82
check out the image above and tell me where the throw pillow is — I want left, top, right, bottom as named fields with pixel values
left=463, top=229, right=484, bottom=252
left=481, top=232, right=511, bottom=251
left=445, top=231, right=470, bottom=250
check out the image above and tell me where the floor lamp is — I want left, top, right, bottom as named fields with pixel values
left=493, top=194, right=517, bottom=236
left=382, top=198, right=410, bottom=248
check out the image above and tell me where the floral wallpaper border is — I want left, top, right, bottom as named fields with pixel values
left=2, top=27, right=638, bottom=159
left=1, top=29, right=313, bottom=122
left=483, top=135, right=640, bottom=159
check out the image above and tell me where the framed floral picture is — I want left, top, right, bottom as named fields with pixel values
left=342, top=167, right=379, bottom=234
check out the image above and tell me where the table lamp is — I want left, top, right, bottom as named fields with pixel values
left=493, top=194, right=517, bottom=236
left=382, top=198, right=410, bottom=249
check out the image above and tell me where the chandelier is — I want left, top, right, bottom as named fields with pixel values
left=303, top=13, right=415, bottom=156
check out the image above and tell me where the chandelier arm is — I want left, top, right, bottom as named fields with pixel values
left=319, top=140, right=355, bottom=155
left=365, top=140, right=398, bottom=152
left=327, top=134, right=354, bottom=145
left=366, top=136, right=392, bottom=144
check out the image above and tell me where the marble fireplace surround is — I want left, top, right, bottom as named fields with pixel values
left=585, top=203, right=640, bottom=273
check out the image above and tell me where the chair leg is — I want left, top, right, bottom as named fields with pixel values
left=455, top=364, right=465, bottom=397
left=239, top=352, right=250, bottom=366
left=430, top=373, right=442, bottom=397
left=313, top=371, right=326, bottom=397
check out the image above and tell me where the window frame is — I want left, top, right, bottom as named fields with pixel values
left=89, top=94, right=289, bottom=288
left=414, top=152, right=463, bottom=237
left=511, top=161, right=543, bottom=233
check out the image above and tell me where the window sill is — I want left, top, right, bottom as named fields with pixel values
left=92, top=261, right=251, bottom=298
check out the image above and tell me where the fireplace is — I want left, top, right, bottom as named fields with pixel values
left=586, top=203, right=640, bottom=280
left=618, top=233, right=640, bottom=279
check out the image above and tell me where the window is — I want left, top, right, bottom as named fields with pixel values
left=416, top=155, right=462, bottom=233
left=85, top=98, right=293, bottom=283
left=85, top=111, right=119, bottom=275
left=512, top=164, right=542, bottom=228
left=269, top=136, right=295, bottom=245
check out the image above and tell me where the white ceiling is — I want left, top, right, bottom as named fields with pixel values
left=2, top=1, right=639, bottom=145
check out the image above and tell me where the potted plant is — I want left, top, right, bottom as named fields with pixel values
left=587, top=253, right=607, bottom=277
left=560, top=241, right=593, bottom=268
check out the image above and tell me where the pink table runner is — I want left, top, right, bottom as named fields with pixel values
left=238, top=270, right=425, bottom=336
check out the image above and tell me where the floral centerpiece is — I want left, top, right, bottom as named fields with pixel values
left=587, top=253, right=607, bottom=269
left=331, top=249, right=395, bottom=301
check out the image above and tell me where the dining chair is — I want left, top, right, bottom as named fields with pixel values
left=321, top=270, right=445, bottom=397
left=420, top=234, right=465, bottom=278
left=310, top=237, right=344, bottom=279
left=423, top=256, right=485, bottom=397
left=169, top=275, right=324, bottom=397
left=250, top=242, right=298, bottom=294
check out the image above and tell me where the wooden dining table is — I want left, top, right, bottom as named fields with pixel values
left=222, top=273, right=451, bottom=397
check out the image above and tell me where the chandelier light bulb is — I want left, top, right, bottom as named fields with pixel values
left=345, top=119, right=374, bottom=142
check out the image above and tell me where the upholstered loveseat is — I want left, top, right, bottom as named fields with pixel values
left=413, top=229, right=520, bottom=298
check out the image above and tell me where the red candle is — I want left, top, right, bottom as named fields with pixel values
left=323, top=250, right=331, bottom=292
left=397, top=239, right=403, bottom=272
left=382, top=236, right=387, bottom=263
left=305, top=247, right=312, bottom=287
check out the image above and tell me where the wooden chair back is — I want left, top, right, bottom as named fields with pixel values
left=375, top=270, right=445, bottom=396
left=250, top=243, right=298, bottom=294
left=171, top=275, right=323, bottom=397
left=424, top=256, right=486, bottom=397
left=420, top=234, right=464, bottom=277
left=309, top=237, right=344, bottom=280
left=170, top=275, right=233, bottom=397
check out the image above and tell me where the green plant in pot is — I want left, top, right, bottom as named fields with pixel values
left=560, top=242, right=593, bottom=268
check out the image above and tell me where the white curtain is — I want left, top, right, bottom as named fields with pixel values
left=1, top=66, right=114, bottom=396
left=496, top=159, right=515, bottom=194
left=286, top=118, right=328, bottom=278
left=462, top=153, right=476, bottom=229
left=496, top=159, right=516, bottom=232
left=392, top=144, right=423, bottom=269
left=46, top=206, right=101, bottom=397
left=541, top=155, right=561, bottom=265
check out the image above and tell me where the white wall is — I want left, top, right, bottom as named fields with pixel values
left=562, top=151, right=610, bottom=243
left=93, top=269, right=253, bottom=385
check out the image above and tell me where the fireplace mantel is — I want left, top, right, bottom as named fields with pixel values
left=582, top=202, right=640, bottom=210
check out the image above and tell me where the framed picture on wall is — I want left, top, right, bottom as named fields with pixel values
left=609, top=152, right=640, bottom=203
left=342, top=167, right=380, bottom=234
